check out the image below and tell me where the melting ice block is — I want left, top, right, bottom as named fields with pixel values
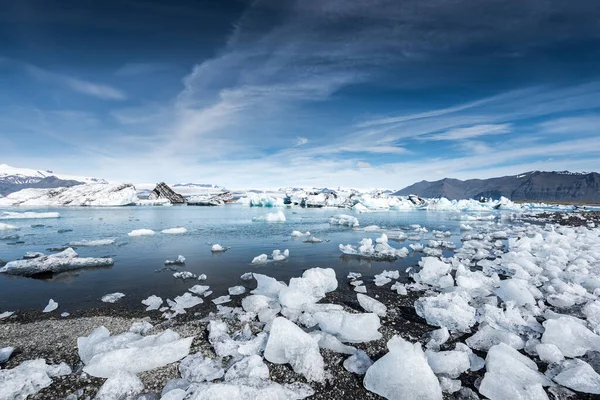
left=314, top=311, right=382, bottom=343
left=101, top=292, right=125, bottom=303
left=264, top=317, right=325, bottom=382
left=94, top=370, right=144, bottom=400
left=0, top=359, right=71, bottom=400
left=127, top=229, right=155, bottom=237
left=78, top=327, right=193, bottom=378
left=251, top=254, right=268, bottom=264
left=0, top=347, right=14, bottom=363
left=42, top=299, right=58, bottom=313
left=425, top=350, right=470, bottom=378
left=142, top=295, right=163, bottom=311
left=363, top=336, right=442, bottom=400
left=356, top=294, right=387, bottom=317
left=161, top=227, right=187, bottom=234
left=0, top=248, right=114, bottom=276
left=252, top=211, right=286, bottom=223
left=329, top=214, right=359, bottom=227
left=179, top=353, right=225, bottom=382
left=413, top=257, right=453, bottom=288
left=344, top=350, right=372, bottom=375
left=553, top=359, right=600, bottom=394
left=541, top=317, right=600, bottom=358
left=414, top=292, right=476, bottom=333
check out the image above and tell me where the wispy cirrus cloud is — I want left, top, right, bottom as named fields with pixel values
left=422, top=124, right=511, bottom=141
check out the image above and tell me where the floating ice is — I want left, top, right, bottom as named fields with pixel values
left=251, top=254, right=268, bottom=264
left=0, top=211, right=60, bottom=219
left=211, top=244, right=227, bottom=252
left=0, top=248, right=114, bottom=276
left=165, top=255, right=186, bottom=265
left=291, top=230, right=310, bottom=237
left=94, top=370, right=144, bottom=400
left=373, top=270, right=400, bottom=286
left=42, top=299, right=58, bottom=313
left=161, top=227, right=187, bottom=234
left=329, top=214, right=359, bottom=227
left=127, top=229, right=155, bottom=237
left=356, top=294, right=386, bottom=317
left=252, top=211, right=286, bottom=223
left=173, top=271, right=196, bottom=280
left=68, top=239, right=115, bottom=246
left=240, top=272, right=253, bottom=280
left=0, top=223, right=18, bottom=230
left=272, top=249, right=290, bottom=261
left=363, top=336, right=442, bottom=400
left=0, top=311, right=14, bottom=319
left=314, top=311, right=382, bottom=343
left=478, top=343, right=551, bottom=400
left=303, top=236, right=323, bottom=243
left=239, top=193, right=284, bottom=207
left=415, top=292, right=476, bottom=333
left=354, top=285, right=367, bottom=293
left=264, top=317, right=325, bottom=382
left=553, top=359, right=600, bottom=394
left=189, top=285, right=210, bottom=296
left=198, top=274, right=207, bottom=280
left=212, top=295, right=231, bottom=305
left=228, top=286, right=246, bottom=296
left=78, top=327, right=193, bottom=378
left=167, top=293, right=203, bottom=315
left=142, top=295, right=163, bottom=311
left=101, top=292, right=125, bottom=303
left=0, top=359, right=71, bottom=400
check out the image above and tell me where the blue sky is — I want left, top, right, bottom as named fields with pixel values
left=1, top=0, right=600, bottom=189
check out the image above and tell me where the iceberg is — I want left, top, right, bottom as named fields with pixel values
left=238, top=193, right=285, bottom=207
left=0, top=248, right=114, bottom=276
left=252, top=211, right=286, bottom=222
left=329, top=214, right=359, bottom=227
left=68, top=239, right=115, bottom=246
left=128, top=229, right=155, bottom=237
left=0, top=183, right=138, bottom=206
left=161, top=227, right=188, bottom=234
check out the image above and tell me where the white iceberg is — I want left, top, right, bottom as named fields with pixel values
left=228, top=286, right=246, bottom=296
left=0, top=248, right=113, bottom=276
left=252, top=211, right=286, bottom=223
left=0, top=183, right=138, bottom=206
left=329, top=214, right=359, bottom=227
left=128, top=229, right=155, bottom=237
left=161, top=227, right=188, bottom=234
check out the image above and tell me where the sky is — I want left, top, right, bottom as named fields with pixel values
left=1, top=0, right=600, bottom=189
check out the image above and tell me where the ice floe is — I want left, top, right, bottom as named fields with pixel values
left=142, top=295, right=163, bottom=311
left=339, top=235, right=408, bottom=260
left=68, top=239, right=115, bottom=246
left=165, top=255, right=186, bottom=265
left=101, top=292, right=125, bottom=303
left=0, top=248, right=114, bottom=277
left=0, top=211, right=60, bottom=219
left=127, top=229, right=155, bottom=237
left=329, top=214, right=359, bottom=227
left=161, top=227, right=188, bottom=234
left=252, top=211, right=286, bottom=222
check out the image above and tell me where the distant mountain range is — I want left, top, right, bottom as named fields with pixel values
left=395, top=171, right=600, bottom=202
left=0, top=164, right=108, bottom=197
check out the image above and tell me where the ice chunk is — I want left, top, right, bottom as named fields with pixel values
left=1, top=311, right=15, bottom=319
left=101, top=292, right=125, bottom=303
left=479, top=343, right=551, bottom=400
left=314, top=311, right=382, bottom=343
left=348, top=272, right=362, bottom=279
left=79, top=328, right=193, bottom=378
left=303, top=236, right=323, bottom=243
left=212, top=295, right=231, bottom=305
left=188, top=285, right=210, bottom=296
left=0, top=248, right=113, bottom=276
left=415, top=292, right=476, bottom=333
left=390, top=281, right=407, bottom=295
left=344, top=350, right=372, bottom=375
left=252, top=273, right=287, bottom=298
left=251, top=254, right=268, bottom=264
left=374, top=270, right=400, bottom=286
left=0, top=347, right=14, bottom=363
left=0, top=222, right=18, bottom=230
left=363, top=335, right=442, bottom=400
left=264, top=317, right=325, bottom=382
left=211, top=244, right=227, bottom=252
left=425, top=327, right=450, bottom=351
left=357, top=294, right=386, bottom=317
left=340, top=238, right=408, bottom=261
left=291, top=230, right=311, bottom=237
left=310, top=331, right=356, bottom=355
left=142, top=295, right=163, bottom=311
left=228, top=286, right=246, bottom=296
left=329, top=214, right=359, bottom=227
left=165, top=255, right=186, bottom=265
left=425, top=350, right=470, bottom=378
left=553, top=359, right=600, bottom=394
left=198, top=274, right=207, bottom=280
left=161, top=227, right=187, bottom=234
left=413, top=257, right=453, bottom=288
left=173, top=271, right=196, bottom=280
left=0, top=211, right=60, bottom=219
left=129, top=322, right=153, bottom=335
left=354, top=285, right=367, bottom=293
left=179, top=353, right=224, bottom=382
left=240, top=272, right=253, bottom=280
left=43, top=299, right=58, bottom=313
left=169, top=293, right=203, bottom=315
left=535, top=343, right=564, bottom=364
left=252, top=211, right=286, bottom=223
left=0, top=359, right=71, bottom=400
left=460, top=224, right=473, bottom=231
left=541, top=317, right=600, bottom=358
left=494, top=279, right=535, bottom=307
left=68, top=239, right=115, bottom=246
left=224, top=355, right=270, bottom=381
left=127, top=229, right=155, bottom=237
left=272, top=249, right=289, bottom=261
left=466, top=325, right=525, bottom=351
left=94, top=370, right=144, bottom=400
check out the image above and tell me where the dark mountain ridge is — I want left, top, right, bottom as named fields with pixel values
left=395, top=171, right=600, bottom=202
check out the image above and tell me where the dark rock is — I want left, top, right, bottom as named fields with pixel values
left=148, top=182, right=186, bottom=204
left=187, top=191, right=233, bottom=206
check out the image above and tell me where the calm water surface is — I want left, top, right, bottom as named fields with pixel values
left=0, top=205, right=512, bottom=312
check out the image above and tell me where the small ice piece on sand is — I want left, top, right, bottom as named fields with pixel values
left=240, top=272, right=253, bottom=281
left=130, top=321, right=153, bottom=335
left=0, top=359, right=71, bottom=399
left=252, top=211, right=286, bottom=223
left=390, top=281, right=407, bottom=295
left=179, top=353, right=225, bottom=382
left=364, top=335, right=442, bottom=400
left=228, top=286, right=246, bottom=296
left=224, top=354, right=270, bottom=381
left=101, top=292, right=125, bottom=303
left=465, top=325, right=525, bottom=351
left=414, top=292, right=476, bottom=333
left=354, top=285, right=367, bottom=293
left=68, top=239, right=115, bottom=246
left=264, top=317, right=325, bottom=382
left=373, top=270, right=399, bottom=286
left=535, top=343, right=564, bottom=364
left=165, top=255, right=186, bottom=265
left=203, top=290, right=213, bottom=297
left=251, top=254, right=268, bottom=264
left=43, top=299, right=58, bottom=313
left=314, top=311, right=382, bottom=343
left=79, top=327, right=193, bottom=378
left=541, top=317, right=600, bottom=357
left=173, top=271, right=196, bottom=280
left=161, top=227, right=187, bottom=234
left=212, top=295, right=231, bottom=305
left=357, top=294, right=387, bottom=317
left=189, top=285, right=210, bottom=296
left=142, top=295, right=163, bottom=311
left=343, top=350, right=372, bottom=375
left=292, top=230, right=310, bottom=237
left=329, top=214, right=359, bottom=227
left=478, top=343, right=551, bottom=400
left=198, top=274, right=207, bottom=280
left=211, top=244, right=227, bottom=252
left=0, top=311, right=14, bottom=319
left=94, top=370, right=144, bottom=400
left=553, top=359, right=600, bottom=394
left=60, top=312, right=70, bottom=317
left=0, top=346, right=15, bottom=363
left=425, top=350, right=470, bottom=378
left=128, top=229, right=155, bottom=237
left=348, top=272, right=362, bottom=279
left=272, top=249, right=289, bottom=261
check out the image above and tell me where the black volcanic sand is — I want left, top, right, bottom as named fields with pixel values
left=523, top=211, right=600, bottom=227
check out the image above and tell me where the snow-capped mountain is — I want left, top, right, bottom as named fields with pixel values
left=0, top=164, right=108, bottom=196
